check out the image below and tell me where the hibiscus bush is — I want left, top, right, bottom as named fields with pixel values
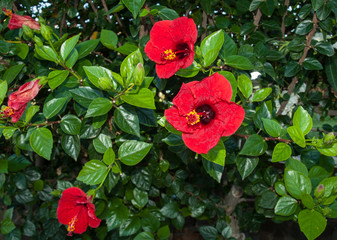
left=1, top=0, right=337, bottom=239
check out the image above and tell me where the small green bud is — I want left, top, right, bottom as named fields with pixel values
left=22, top=24, right=34, bottom=39
left=33, top=36, right=43, bottom=47
left=314, top=184, right=325, bottom=198
left=323, top=132, right=335, bottom=145
left=98, top=77, right=114, bottom=90
left=133, top=63, right=145, bottom=86
left=40, top=24, right=51, bottom=41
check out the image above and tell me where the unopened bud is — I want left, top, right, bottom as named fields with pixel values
left=98, top=77, right=114, bottom=90
left=133, top=63, right=145, bottom=86
left=314, top=184, right=324, bottom=198
left=33, top=36, right=43, bottom=47
left=22, top=24, right=33, bottom=39
left=323, top=132, right=335, bottom=145
left=40, top=24, right=51, bottom=41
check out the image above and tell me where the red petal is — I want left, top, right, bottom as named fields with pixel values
left=144, top=41, right=166, bottom=64
left=172, top=82, right=197, bottom=115
left=171, top=17, right=198, bottom=45
left=87, top=203, right=101, bottom=228
left=182, top=121, right=224, bottom=154
left=8, top=79, right=41, bottom=107
left=8, top=14, right=40, bottom=30
left=149, top=20, right=175, bottom=50
left=164, top=106, right=195, bottom=133
left=156, top=61, right=181, bottom=79
left=216, top=102, right=245, bottom=136
left=10, top=104, right=27, bottom=123
left=73, top=207, right=89, bottom=234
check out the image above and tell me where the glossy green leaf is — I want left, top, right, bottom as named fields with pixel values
left=77, top=160, right=108, bottom=185
left=43, top=97, right=68, bottom=119
left=293, top=106, right=312, bottom=135
left=120, top=49, right=143, bottom=84
left=201, top=141, right=226, bottom=166
left=274, top=196, right=298, bottom=216
left=83, top=66, right=119, bottom=89
left=0, top=81, right=8, bottom=106
left=100, top=29, right=118, bottom=49
left=200, top=30, right=224, bottom=67
left=3, top=64, right=24, bottom=84
left=298, top=209, right=327, bottom=240
left=252, top=87, right=272, bottom=102
left=60, top=34, right=80, bottom=61
left=325, top=56, right=337, bottom=92
left=60, top=114, right=81, bottom=135
left=239, top=134, right=267, bottom=156
left=93, top=133, right=112, bottom=154
left=285, top=158, right=308, bottom=176
left=312, top=0, right=324, bottom=10
left=119, top=215, right=141, bottom=237
left=202, top=158, right=224, bottom=183
left=35, top=45, right=58, bottom=62
left=176, top=61, right=200, bottom=78
left=134, top=232, right=154, bottom=240
left=30, top=128, right=53, bottom=160
left=75, top=39, right=100, bottom=59
left=121, top=0, right=146, bottom=18
left=69, top=87, right=103, bottom=108
left=48, top=70, right=69, bottom=89
left=114, top=105, right=140, bottom=137
left=103, top=147, right=115, bottom=165
left=85, top=98, right=113, bottom=118
left=262, top=118, right=281, bottom=137
left=225, top=55, right=254, bottom=70
left=199, top=226, right=218, bottom=240
left=219, top=32, right=237, bottom=59
left=287, top=126, right=306, bottom=148
left=61, top=135, right=80, bottom=160
left=303, top=58, right=323, bottom=70
left=121, top=88, right=156, bottom=109
left=118, top=140, right=153, bottom=166
left=237, top=74, right=253, bottom=98
left=131, top=188, right=148, bottom=209
left=284, top=169, right=312, bottom=199
left=106, top=199, right=129, bottom=231
left=295, top=20, right=313, bottom=35
left=236, top=156, right=259, bottom=180
left=272, top=143, right=292, bottom=162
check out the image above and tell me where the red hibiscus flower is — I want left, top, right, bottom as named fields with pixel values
left=2, top=8, right=40, bottom=30
left=57, top=187, right=101, bottom=236
left=145, top=17, right=197, bottom=79
left=2, top=79, right=41, bottom=123
left=164, top=73, right=245, bottom=154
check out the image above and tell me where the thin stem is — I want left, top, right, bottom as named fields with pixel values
left=93, top=167, right=111, bottom=197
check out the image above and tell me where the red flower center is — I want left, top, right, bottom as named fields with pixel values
left=2, top=8, right=13, bottom=18
left=161, top=43, right=190, bottom=62
left=67, top=216, right=78, bottom=236
left=186, top=110, right=201, bottom=125
left=1, top=106, right=14, bottom=117
left=196, top=104, right=215, bottom=125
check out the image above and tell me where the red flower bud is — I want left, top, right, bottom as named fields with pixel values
left=3, top=8, right=40, bottom=30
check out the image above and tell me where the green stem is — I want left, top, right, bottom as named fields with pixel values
left=93, top=167, right=111, bottom=198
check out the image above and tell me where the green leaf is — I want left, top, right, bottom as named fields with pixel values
left=199, top=226, right=218, bottom=240
left=118, top=140, right=153, bottom=166
left=258, top=190, right=278, bottom=209
left=237, top=74, right=253, bottom=98
left=121, top=88, right=156, bottom=109
left=13, top=43, right=29, bottom=60
left=76, top=39, right=100, bottom=59
left=157, top=225, right=170, bottom=240
left=93, top=133, right=112, bottom=154
left=295, top=20, right=313, bottom=35
left=325, top=56, right=337, bottom=92
left=252, top=87, right=272, bottom=102
left=286, top=158, right=308, bottom=176
left=298, top=209, right=327, bottom=240
left=103, top=148, right=115, bottom=165
left=30, top=128, right=53, bottom=160
left=0, top=81, right=8, bottom=105
left=134, top=232, right=154, bottom=240
left=262, top=118, right=281, bottom=137
left=83, top=66, right=119, bottom=89
left=157, top=7, right=179, bottom=20
left=200, top=30, right=225, bottom=67
left=43, top=97, right=68, bottom=119
left=160, top=202, right=179, bottom=219
left=119, top=215, right=141, bottom=237
left=61, top=135, right=80, bottom=160
left=35, top=45, right=58, bottom=62
left=219, top=32, right=237, bottom=59
left=218, top=71, right=237, bottom=101
left=202, top=158, right=224, bottom=183
left=293, top=106, right=312, bottom=135
left=162, top=134, right=183, bottom=146
left=60, top=114, right=81, bottom=135
left=116, top=42, right=138, bottom=55
left=287, top=126, right=306, bottom=148
left=239, top=134, right=267, bottom=156
left=7, top=154, right=31, bottom=172
left=85, top=98, right=113, bottom=118
left=106, top=199, right=129, bottom=231
left=236, top=156, right=259, bottom=180
left=1, top=219, right=15, bottom=235
left=70, top=87, right=103, bottom=108
left=201, top=141, right=226, bottom=166
left=225, top=55, right=254, bottom=70
left=317, top=142, right=337, bottom=157
left=60, top=34, right=80, bottom=61
left=3, top=64, right=24, bottom=84
left=312, top=0, right=324, bottom=11
left=284, top=169, right=312, bottom=199
left=120, top=49, right=143, bottom=84
left=77, top=160, right=108, bottom=185
left=121, top=0, right=146, bottom=18
left=272, top=143, right=292, bottom=162
left=274, top=196, right=298, bottom=216
left=303, top=57, right=323, bottom=70
left=315, top=42, right=334, bottom=57
left=176, top=61, right=200, bottom=78
left=65, top=49, right=78, bottom=68
left=131, top=188, right=148, bottom=209
left=301, top=194, right=315, bottom=209
left=48, top=70, right=69, bottom=89
left=114, top=105, right=140, bottom=137
left=100, top=29, right=118, bottom=50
